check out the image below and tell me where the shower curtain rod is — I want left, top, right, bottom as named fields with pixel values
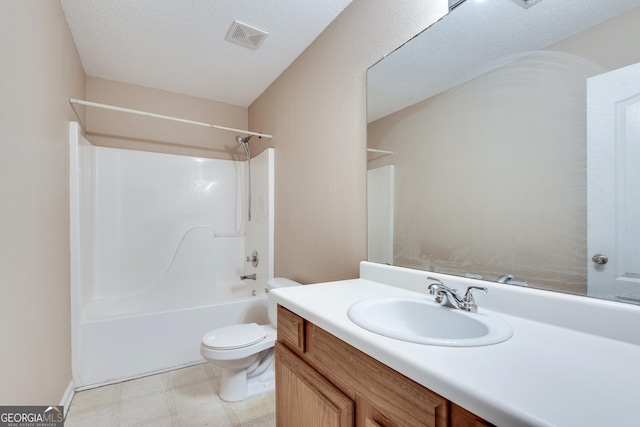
left=367, top=148, right=394, bottom=155
left=69, top=98, right=273, bottom=139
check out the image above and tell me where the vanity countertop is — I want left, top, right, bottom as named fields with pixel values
left=269, top=263, right=640, bottom=427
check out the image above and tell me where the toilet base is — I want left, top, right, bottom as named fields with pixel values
left=245, top=366, right=275, bottom=400
left=218, top=350, right=275, bottom=402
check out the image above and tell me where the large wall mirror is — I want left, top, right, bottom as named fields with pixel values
left=367, top=0, right=640, bottom=305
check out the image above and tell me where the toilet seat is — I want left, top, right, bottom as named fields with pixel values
left=202, top=323, right=266, bottom=350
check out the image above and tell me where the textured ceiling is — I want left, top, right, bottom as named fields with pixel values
left=368, top=0, right=640, bottom=122
left=61, top=0, right=352, bottom=107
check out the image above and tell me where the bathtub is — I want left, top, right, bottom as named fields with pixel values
left=69, top=122, right=275, bottom=389
left=76, top=286, right=268, bottom=388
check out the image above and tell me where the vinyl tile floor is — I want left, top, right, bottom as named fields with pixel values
left=64, top=363, right=275, bottom=427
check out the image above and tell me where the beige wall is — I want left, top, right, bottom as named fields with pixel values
left=0, top=2, right=85, bottom=405
left=249, top=0, right=448, bottom=283
left=85, top=77, right=248, bottom=160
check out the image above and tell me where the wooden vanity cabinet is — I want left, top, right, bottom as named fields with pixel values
left=450, top=404, right=494, bottom=427
left=275, top=305, right=493, bottom=427
left=275, top=342, right=354, bottom=426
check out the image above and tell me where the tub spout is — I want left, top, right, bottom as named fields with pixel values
left=241, top=274, right=256, bottom=280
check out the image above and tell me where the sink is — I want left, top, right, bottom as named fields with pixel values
left=347, top=296, right=513, bottom=347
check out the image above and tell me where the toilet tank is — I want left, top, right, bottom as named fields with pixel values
left=267, top=278, right=302, bottom=326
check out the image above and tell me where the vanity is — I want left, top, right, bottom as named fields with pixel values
left=275, top=304, right=487, bottom=427
left=270, top=262, right=640, bottom=426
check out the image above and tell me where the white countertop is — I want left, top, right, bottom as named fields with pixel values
left=269, top=263, right=640, bottom=427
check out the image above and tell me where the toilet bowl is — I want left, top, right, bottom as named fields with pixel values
left=200, top=277, right=301, bottom=401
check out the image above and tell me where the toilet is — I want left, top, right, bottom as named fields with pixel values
left=200, top=277, right=301, bottom=401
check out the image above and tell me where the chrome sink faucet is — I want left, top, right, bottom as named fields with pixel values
left=496, top=274, right=528, bottom=287
left=427, top=277, right=487, bottom=313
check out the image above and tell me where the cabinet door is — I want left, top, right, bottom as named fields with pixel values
left=275, top=342, right=354, bottom=427
left=357, top=396, right=396, bottom=427
left=450, top=403, right=493, bottom=427
left=308, top=325, right=448, bottom=427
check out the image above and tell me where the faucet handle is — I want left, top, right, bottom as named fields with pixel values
left=427, top=277, right=461, bottom=306
left=462, top=286, right=488, bottom=312
left=427, top=277, right=443, bottom=295
left=464, top=286, right=488, bottom=301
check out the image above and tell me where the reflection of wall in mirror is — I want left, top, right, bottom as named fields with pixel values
left=367, top=7, right=640, bottom=295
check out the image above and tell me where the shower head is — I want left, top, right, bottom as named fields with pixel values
left=236, top=135, right=253, bottom=145
left=235, top=135, right=252, bottom=159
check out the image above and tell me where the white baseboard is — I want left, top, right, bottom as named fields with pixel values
left=59, top=380, right=75, bottom=418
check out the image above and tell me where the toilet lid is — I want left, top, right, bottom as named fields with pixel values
left=202, top=323, right=266, bottom=350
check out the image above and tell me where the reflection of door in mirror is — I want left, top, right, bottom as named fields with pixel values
left=367, top=165, right=394, bottom=265
left=587, top=61, right=640, bottom=302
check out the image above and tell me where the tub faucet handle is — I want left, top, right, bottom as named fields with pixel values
left=241, top=274, right=256, bottom=280
left=246, top=250, right=259, bottom=267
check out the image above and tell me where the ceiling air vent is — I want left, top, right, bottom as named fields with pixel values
left=225, top=21, right=268, bottom=50
left=510, top=0, right=544, bottom=9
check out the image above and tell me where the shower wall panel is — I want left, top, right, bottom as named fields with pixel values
left=88, top=145, right=246, bottom=301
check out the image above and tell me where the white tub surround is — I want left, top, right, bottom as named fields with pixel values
left=69, top=122, right=275, bottom=388
left=269, top=261, right=640, bottom=427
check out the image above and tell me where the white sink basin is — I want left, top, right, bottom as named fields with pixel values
left=347, top=296, right=513, bottom=347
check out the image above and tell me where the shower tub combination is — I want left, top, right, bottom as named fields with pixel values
left=69, top=122, right=274, bottom=388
